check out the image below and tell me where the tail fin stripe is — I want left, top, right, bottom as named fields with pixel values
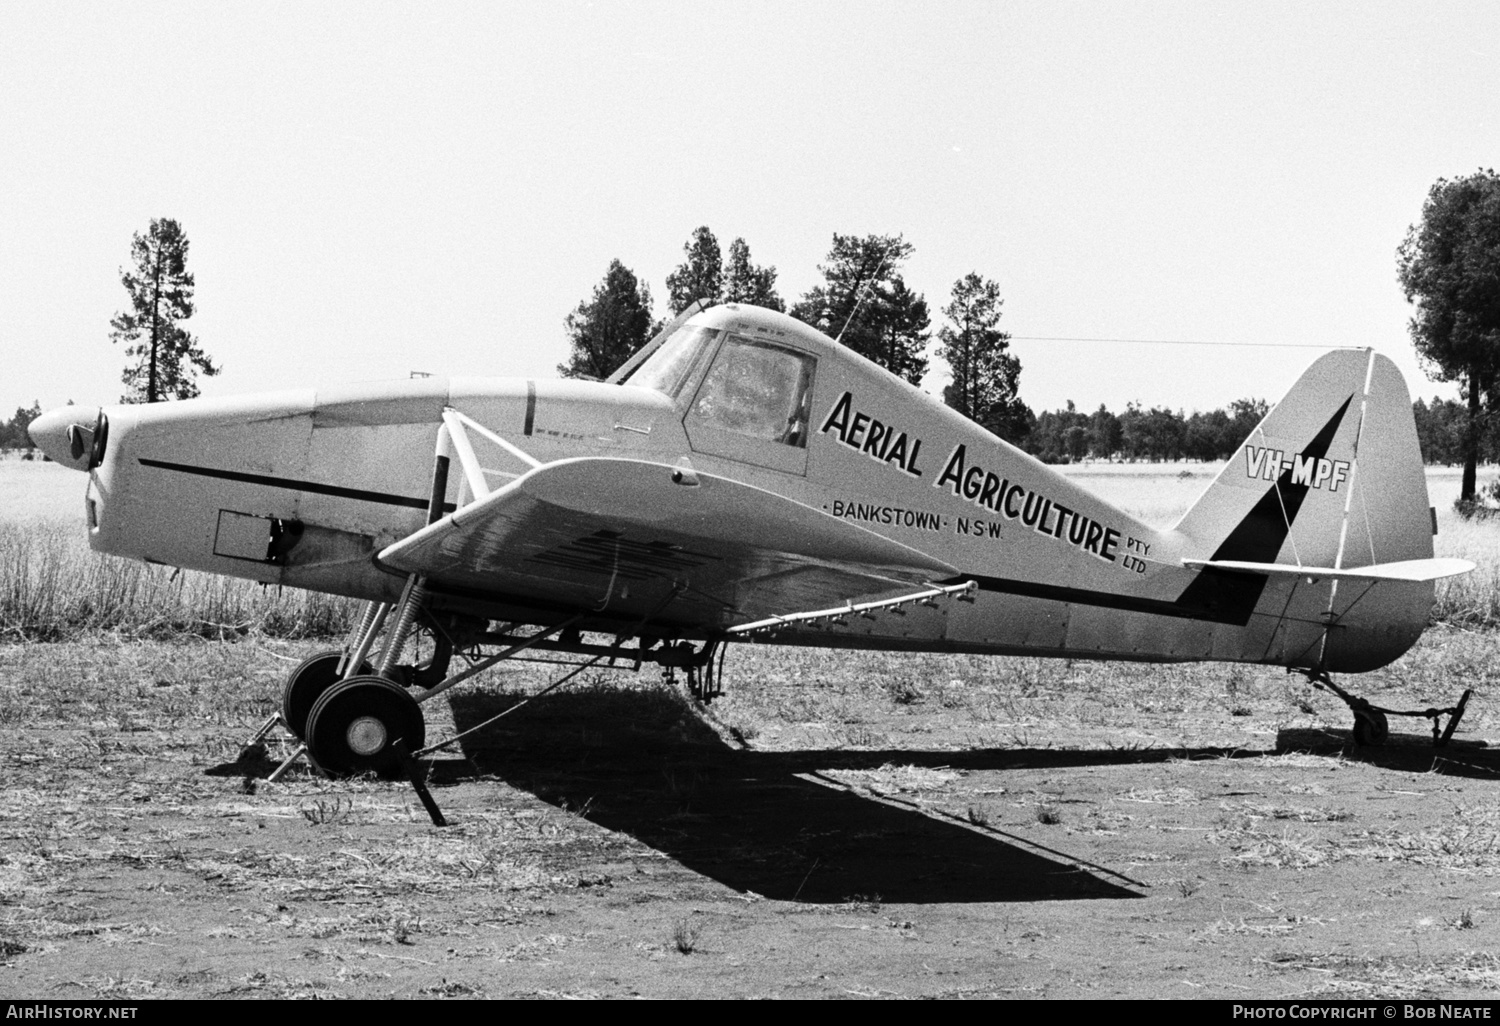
left=1212, top=395, right=1354, bottom=564
left=1333, top=350, right=1378, bottom=572
left=1322, top=351, right=1376, bottom=666
left=1172, top=395, right=1354, bottom=624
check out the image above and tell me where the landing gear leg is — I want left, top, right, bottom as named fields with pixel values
left=1302, top=669, right=1472, bottom=748
left=263, top=436, right=454, bottom=795
left=305, top=575, right=430, bottom=774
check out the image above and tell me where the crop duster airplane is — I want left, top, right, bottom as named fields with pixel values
left=30, top=303, right=1476, bottom=778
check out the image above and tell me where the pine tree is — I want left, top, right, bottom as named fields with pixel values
left=666, top=229, right=785, bottom=314
left=110, top=218, right=218, bottom=403
left=665, top=227, right=723, bottom=314
left=722, top=237, right=784, bottom=311
left=558, top=260, right=659, bottom=379
left=790, top=234, right=927, bottom=385
left=936, top=273, right=1029, bottom=443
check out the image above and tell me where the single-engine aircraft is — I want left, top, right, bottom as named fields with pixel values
left=29, top=303, right=1476, bottom=778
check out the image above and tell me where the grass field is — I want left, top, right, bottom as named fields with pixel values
left=0, top=460, right=355, bottom=639
left=3, top=456, right=1500, bottom=998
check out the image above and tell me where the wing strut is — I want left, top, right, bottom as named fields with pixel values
left=438, top=408, right=543, bottom=507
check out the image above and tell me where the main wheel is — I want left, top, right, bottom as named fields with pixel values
left=1352, top=708, right=1389, bottom=747
left=305, top=675, right=425, bottom=778
left=282, top=650, right=370, bottom=740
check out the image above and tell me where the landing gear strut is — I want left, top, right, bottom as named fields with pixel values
left=1302, top=669, right=1472, bottom=748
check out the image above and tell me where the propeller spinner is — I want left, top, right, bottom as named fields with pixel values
left=28, top=406, right=105, bottom=471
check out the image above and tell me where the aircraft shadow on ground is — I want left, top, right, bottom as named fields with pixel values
left=1274, top=727, right=1497, bottom=777
left=211, top=694, right=1493, bottom=903
left=437, top=688, right=1145, bottom=905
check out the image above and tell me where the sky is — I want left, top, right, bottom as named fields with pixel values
left=3, top=1, right=1498, bottom=423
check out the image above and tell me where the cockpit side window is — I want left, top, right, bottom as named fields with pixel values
left=622, top=326, right=720, bottom=400
left=687, top=337, right=815, bottom=448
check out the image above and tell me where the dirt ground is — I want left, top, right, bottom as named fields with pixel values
left=1, top=632, right=1498, bottom=999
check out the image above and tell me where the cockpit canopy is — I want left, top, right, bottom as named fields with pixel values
left=624, top=324, right=816, bottom=451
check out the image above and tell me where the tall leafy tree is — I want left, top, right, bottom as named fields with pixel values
left=722, top=237, right=785, bottom=311
left=1396, top=169, right=1500, bottom=503
left=110, top=218, right=218, bottom=403
left=665, top=227, right=724, bottom=314
left=936, top=273, right=1029, bottom=443
left=558, top=259, right=659, bottom=379
left=790, top=233, right=929, bottom=385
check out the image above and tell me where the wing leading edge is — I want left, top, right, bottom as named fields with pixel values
left=377, top=457, right=958, bottom=630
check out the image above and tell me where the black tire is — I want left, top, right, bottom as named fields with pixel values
left=1352, top=708, right=1389, bottom=747
left=305, top=675, right=425, bottom=778
left=281, top=651, right=369, bottom=740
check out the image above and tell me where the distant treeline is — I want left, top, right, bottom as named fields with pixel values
left=1018, top=399, right=1270, bottom=464
left=0, top=402, right=41, bottom=452
left=1020, top=399, right=1488, bottom=468
left=1020, top=396, right=1484, bottom=466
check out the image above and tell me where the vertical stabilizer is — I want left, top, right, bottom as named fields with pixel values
left=1174, top=349, right=1433, bottom=571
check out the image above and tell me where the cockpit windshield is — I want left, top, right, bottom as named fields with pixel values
left=687, top=337, right=815, bottom=448
left=622, top=326, right=720, bottom=399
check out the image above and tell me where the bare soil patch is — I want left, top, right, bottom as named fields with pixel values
left=0, top=633, right=1497, bottom=999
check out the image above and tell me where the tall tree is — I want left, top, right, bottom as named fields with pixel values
left=872, top=277, right=931, bottom=385
left=936, top=273, right=1029, bottom=444
left=1396, top=169, right=1500, bottom=503
left=110, top=218, right=218, bottom=403
left=722, top=237, right=785, bottom=311
left=790, top=234, right=929, bottom=385
left=558, top=259, right=659, bottom=380
left=665, top=226, right=723, bottom=314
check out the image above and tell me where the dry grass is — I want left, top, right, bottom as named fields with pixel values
left=1264, top=952, right=1500, bottom=999
left=0, top=520, right=356, bottom=640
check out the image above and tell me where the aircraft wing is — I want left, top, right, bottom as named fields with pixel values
left=377, top=457, right=958, bottom=630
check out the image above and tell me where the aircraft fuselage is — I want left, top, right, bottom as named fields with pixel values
left=62, top=305, right=1435, bottom=674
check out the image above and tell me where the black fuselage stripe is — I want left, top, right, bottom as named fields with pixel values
left=137, top=458, right=457, bottom=513
left=948, top=573, right=1259, bottom=626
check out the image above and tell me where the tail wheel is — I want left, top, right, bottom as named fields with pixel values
left=282, top=651, right=370, bottom=740
left=305, top=675, right=425, bottom=778
left=1353, top=708, right=1389, bottom=747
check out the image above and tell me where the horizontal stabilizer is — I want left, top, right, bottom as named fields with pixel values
left=1182, top=557, right=1475, bottom=583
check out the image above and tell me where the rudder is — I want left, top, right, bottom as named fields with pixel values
left=1174, top=349, right=1433, bottom=572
